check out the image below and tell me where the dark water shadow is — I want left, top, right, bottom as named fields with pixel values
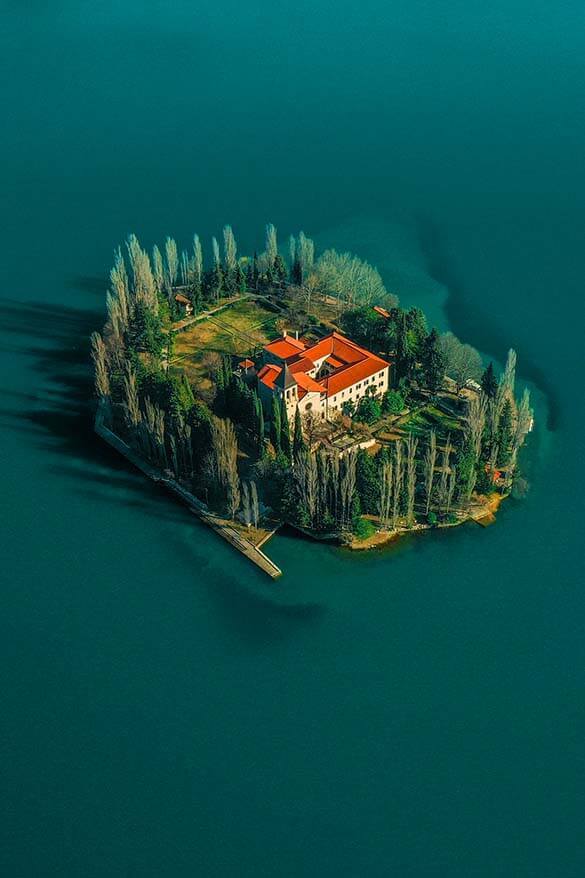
left=0, top=298, right=186, bottom=523
left=416, top=215, right=559, bottom=431
left=67, top=275, right=108, bottom=297
left=0, top=297, right=325, bottom=640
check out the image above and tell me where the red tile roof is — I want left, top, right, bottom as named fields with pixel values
left=258, top=331, right=391, bottom=399
left=257, top=363, right=281, bottom=389
left=294, top=372, right=324, bottom=393
left=263, top=336, right=306, bottom=360
left=238, top=358, right=255, bottom=369
left=373, top=305, right=391, bottom=319
left=288, top=356, right=315, bottom=374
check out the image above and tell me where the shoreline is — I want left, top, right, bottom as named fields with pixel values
left=94, top=401, right=282, bottom=580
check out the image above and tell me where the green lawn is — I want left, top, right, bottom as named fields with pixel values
left=168, top=297, right=278, bottom=390
left=399, top=404, right=464, bottom=439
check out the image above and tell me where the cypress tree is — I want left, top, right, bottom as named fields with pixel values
left=270, top=396, right=281, bottom=452
left=481, top=361, right=498, bottom=399
left=274, top=254, right=287, bottom=286
left=280, top=397, right=292, bottom=461
left=293, top=406, right=306, bottom=456
left=421, top=328, right=446, bottom=392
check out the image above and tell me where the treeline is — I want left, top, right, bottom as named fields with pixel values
left=339, top=304, right=482, bottom=392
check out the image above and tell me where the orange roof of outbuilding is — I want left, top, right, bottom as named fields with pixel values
left=257, top=363, right=282, bottom=389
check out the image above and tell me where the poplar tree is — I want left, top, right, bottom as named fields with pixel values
left=90, top=332, right=110, bottom=399
left=210, top=236, right=223, bottom=301
left=378, top=458, right=393, bottom=530
left=110, top=247, right=130, bottom=329
left=265, top=223, right=278, bottom=266
left=164, top=237, right=179, bottom=290
left=438, top=435, right=452, bottom=514
left=191, top=234, right=203, bottom=298
left=424, top=430, right=437, bottom=515
left=180, top=250, right=190, bottom=286
left=497, top=399, right=513, bottom=465
left=152, top=245, right=164, bottom=294
left=392, top=441, right=404, bottom=529
left=223, top=225, right=238, bottom=295
left=405, top=433, right=418, bottom=526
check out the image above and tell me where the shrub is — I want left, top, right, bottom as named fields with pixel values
left=382, top=390, right=405, bottom=415
left=353, top=516, right=376, bottom=541
left=427, top=511, right=438, bottom=526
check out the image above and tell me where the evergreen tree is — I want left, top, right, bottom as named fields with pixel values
left=273, top=254, right=287, bottom=286
left=405, top=307, right=428, bottom=358
left=127, top=302, right=164, bottom=356
left=395, top=313, right=416, bottom=381
left=253, top=393, right=265, bottom=453
left=356, top=449, right=380, bottom=514
left=421, top=328, right=446, bottom=392
left=280, top=397, right=292, bottom=461
left=291, top=258, right=303, bottom=286
left=235, top=262, right=246, bottom=293
left=293, top=406, right=306, bottom=456
left=481, top=361, right=498, bottom=399
left=270, top=396, right=281, bottom=452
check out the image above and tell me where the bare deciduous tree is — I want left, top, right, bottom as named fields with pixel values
left=223, top=225, right=237, bottom=273
left=315, top=248, right=394, bottom=315
left=424, top=430, right=437, bottom=515
left=241, top=482, right=251, bottom=526
left=379, top=458, right=393, bottom=530
left=392, top=441, right=404, bottom=529
left=164, top=236, right=179, bottom=290
left=152, top=245, right=164, bottom=293
left=405, top=434, right=418, bottom=526
left=90, top=332, right=110, bottom=399
left=192, top=234, right=203, bottom=287
left=466, top=392, right=488, bottom=459
left=208, top=416, right=240, bottom=519
left=440, top=332, right=482, bottom=394
left=265, top=223, right=278, bottom=266
left=250, top=480, right=259, bottom=529
left=438, top=434, right=452, bottom=514
left=123, top=361, right=141, bottom=432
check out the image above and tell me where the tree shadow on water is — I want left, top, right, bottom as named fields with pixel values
left=0, top=297, right=324, bottom=638
left=0, top=297, right=189, bottom=523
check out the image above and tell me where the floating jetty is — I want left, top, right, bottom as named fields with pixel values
left=94, top=402, right=282, bottom=579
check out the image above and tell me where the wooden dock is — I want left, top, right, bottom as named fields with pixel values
left=94, top=403, right=282, bottom=579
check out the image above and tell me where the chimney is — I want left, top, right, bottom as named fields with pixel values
left=283, top=329, right=287, bottom=338
left=295, top=330, right=299, bottom=340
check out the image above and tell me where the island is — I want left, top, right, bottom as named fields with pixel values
left=91, top=224, right=534, bottom=577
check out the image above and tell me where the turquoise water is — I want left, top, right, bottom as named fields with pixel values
left=2, top=3, right=584, bottom=875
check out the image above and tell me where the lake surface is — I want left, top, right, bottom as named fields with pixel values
left=1, top=3, right=584, bottom=875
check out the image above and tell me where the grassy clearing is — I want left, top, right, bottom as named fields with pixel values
left=398, top=404, right=464, bottom=440
left=168, top=298, right=278, bottom=388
